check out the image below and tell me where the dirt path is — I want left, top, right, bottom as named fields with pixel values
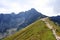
left=41, top=18, right=60, bottom=40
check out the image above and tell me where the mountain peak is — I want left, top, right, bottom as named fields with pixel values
left=29, top=8, right=37, bottom=12
left=31, top=8, right=36, bottom=10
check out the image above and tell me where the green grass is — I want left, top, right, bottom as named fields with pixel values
left=3, top=19, right=56, bottom=40
left=45, top=18, right=60, bottom=36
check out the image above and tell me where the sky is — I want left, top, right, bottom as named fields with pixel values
left=0, top=0, right=60, bottom=16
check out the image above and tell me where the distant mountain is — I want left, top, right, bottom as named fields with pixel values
left=0, top=8, right=46, bottom=33
left=0, top=13, right=24, bottom=33
left=17, top=8, right=47, bottom=30
left=50, top=15, right=60, bottom=25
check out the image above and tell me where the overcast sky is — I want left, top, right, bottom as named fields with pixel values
left=0, top=0, right=60, bottom=16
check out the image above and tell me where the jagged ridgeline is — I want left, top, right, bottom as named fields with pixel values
left=3, top=19, right=56, bottom=40
left=0, top=8, right=60, bottom=40
left=0, top=8, right=46, bottom=33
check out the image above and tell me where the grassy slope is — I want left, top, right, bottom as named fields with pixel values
left=46, top=18, right=60, bottom=36
left=3, top=19, right=56, bottom=40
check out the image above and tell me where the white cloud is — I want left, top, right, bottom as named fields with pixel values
left=0, top=0, right=59, bottom=16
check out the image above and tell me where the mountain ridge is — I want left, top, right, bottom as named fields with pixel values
left=0, top=8, right=60, bottom=40
left=0, top=8, right=47, bottom=39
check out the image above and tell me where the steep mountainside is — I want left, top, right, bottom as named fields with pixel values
left=0, top=8, right=46, bottom=33
left=17, top=8, right=47, bottom=30
left=3, top=18, right=56, bottom=40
